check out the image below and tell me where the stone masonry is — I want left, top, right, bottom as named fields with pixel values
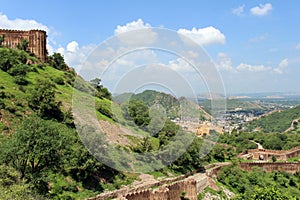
left=0, top=29, right=47, bottom=62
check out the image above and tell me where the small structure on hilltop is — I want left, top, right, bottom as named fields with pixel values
left=0, top=29, right=47, bottom=62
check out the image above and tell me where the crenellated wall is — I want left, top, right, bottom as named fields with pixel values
left=246, top=146, right=300, bottom=161
left=0, top=29, right=47, bottom=62
left=239, top=162, right=300, bottom=174
left=124, top=179, right=197, bottom=200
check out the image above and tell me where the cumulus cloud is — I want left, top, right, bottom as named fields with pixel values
left=237, top=63, right=271, bottom=72
left=0, top=13, right=49, bottom=31
left=114, top=18, right=151, bottom=34
left=66, top=41, right=79, bottom=53
left=56, top=41, right=96, bottom=69
left=232, top=5, right=245, bottom=16
left=114, top=19, right=157, bottom=45
left=274, top=58, right=288, bottom=74
left=296, top=43, right=300, bottom=50
left=177, top=26, right=226, bottom=46
left=250, top=3, right=272, bottom=16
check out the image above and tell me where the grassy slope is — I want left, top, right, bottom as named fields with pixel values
left=245, top=105, right=300, bottom=133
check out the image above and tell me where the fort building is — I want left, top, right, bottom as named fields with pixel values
left=0, top=29, right=47, bottom=62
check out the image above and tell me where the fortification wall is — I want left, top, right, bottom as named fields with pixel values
left=123, top=179, right=197, bottom=200
left=247, top=146, right=300, bottom=161
left=239, top=162, right=300, bottom=174
left=0, top=29, right=47, bottom=62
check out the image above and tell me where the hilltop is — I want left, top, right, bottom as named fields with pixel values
left=114, top=90, right=211, bottom=121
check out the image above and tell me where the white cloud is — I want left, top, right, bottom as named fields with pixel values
left=167, top=58, right=193, bottom=72
left=0, top=13, right=49, bottom=31
left=66, top=41, right=79, bottom=53
left=237, top=63, right=271, bottom=72
left=232, top=5, right=245, bottom=16
left=250, top=3, right=273, bottom=16
left=216, top=52, right=234, bottom=71
left=114, top=18, right=151, bottom=34
left=56, top=41, right=96, bottom=69
left=177, top=26, right=226, bottom=46
left=114, top=19, right=157, bottom=45
left=296, top=43, right=300, bottom=50
left=274, top=58, right=288, bottom=74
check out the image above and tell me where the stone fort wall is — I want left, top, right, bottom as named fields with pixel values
left=0, top=29, right=47, bottom=62
left=124, top=179, right=197, bottom=200
left=247, top=146, right=300, bottom=161
left=239, top=162, right=300, bottom=174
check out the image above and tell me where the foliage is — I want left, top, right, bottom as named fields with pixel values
left=115, top=90, right=206, bottom=120
left=218, top=131, right=300, bottom=152
left=246, top=105, right=300, bottom=133
left=0, top=48, right=33, bottom=72
left=217, top=166, right=300, bottom=199
left=0, top=47, right=129, bottom=199
left=128, top=99, right=150, bottom=127
left=16, top=39, right=29, bottom=52
left=27, top=78, right=63, bottom=120
left=0, top=34, right=4, bottom=47
left=0, top=164, right=44, bottom=200
left=95, top=98, right=114, bottom=118
left=47, top=52, right=68, bottom=71
left=90, top=78, right=112, bottom=100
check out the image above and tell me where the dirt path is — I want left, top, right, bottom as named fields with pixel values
left=250, top=140, right=264, bottom=149
left=284, top=117, right=300, bottom=133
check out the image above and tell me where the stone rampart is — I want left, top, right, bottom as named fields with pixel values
left=239, top=162, right=300, bottom=174
left=0, top=29, right=47, bottom=62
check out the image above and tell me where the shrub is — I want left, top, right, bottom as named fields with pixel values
left=8, top=64, right=30, bottom=76
left=53, top=76, right=65, bottom=85
left=13, top=75, right=28, bottom=85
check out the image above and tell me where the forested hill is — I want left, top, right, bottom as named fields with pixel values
left=245, top=105, right=300, bottom=133
left=0, top=47, right=118, bottom=199
left=114, top=90, right=210, bottom=120
left=0, top=48, right=209, bottom=199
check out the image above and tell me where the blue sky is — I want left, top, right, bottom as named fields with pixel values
left=1, top=1, right=300, bottom=94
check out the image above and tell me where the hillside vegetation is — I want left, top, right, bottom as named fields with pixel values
left=114, top=90, right=210, bottom=121
left=0, top=48, right=216, bottom=199
left=245, top=106, right=300, bottom=133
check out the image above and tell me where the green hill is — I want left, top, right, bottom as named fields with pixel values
left=245, top=105, right=300, bottom=133
left=114, top=90, right=210, bottom=121
left=0, top=47, right=210, bottom=199
left=0, top=48, right=124, bottom=199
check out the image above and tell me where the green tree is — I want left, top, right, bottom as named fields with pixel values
left=90, top=78, right=112, bottom=100
left=48, top=52, right=68, bottom=70
left=16, top=39, right=29, bottom=52
left=128, top=99, right=150, bottom=127
left=249, top=186, right=290, bottom=200
left=1, top=116, right=65, bottom=193
left=27, top=79, right=63, bottom=120
left=0, top=34, right=4, bottom=47
left=0, top=164, right=42, bottom=200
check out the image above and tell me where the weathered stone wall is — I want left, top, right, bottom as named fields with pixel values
left=247, top=146, right=300, bottom=161
left=123, top=179, right=197, bottom=200
left=0, top=29, right=47, bottom=62
left=239, top=162, right=300, bottom=174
